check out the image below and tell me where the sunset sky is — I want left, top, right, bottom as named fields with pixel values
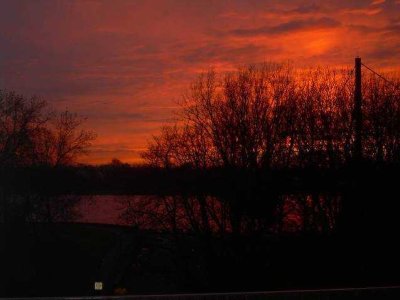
left=1, top=0, right=399, bottom=164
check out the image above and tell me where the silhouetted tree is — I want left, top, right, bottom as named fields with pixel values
left=143, top=63, right=400, bottom=170
left=51, top=111, right=96, bottom=166
left=0, top=90, right=96, bottom=167
left=0, top=91, right=49, bottom=166
left=0, top=90, right=96, bottom=223
left=141, top=62, right=400, bottom=235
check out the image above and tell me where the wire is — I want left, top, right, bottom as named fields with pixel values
left=361, top=62, right=400, bottom=91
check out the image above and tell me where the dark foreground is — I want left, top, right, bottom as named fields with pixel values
left=2, top=223, right=400, bottom=298
left=2, top=163, right=400, bottom=297
left=6, top=286, right=400, bottom=299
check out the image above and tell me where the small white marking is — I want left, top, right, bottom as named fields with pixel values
left=94, top=281, right=103, bottom=291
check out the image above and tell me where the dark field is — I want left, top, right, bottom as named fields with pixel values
left=2, top=219, right=400, bottom=298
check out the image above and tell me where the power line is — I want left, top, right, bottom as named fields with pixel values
left=361, top=62, right=400, bottom=91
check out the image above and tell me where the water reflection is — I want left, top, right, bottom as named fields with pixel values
left=277, top=194, right=341, bottom=233
left=73, top=193, right=341, bottom=234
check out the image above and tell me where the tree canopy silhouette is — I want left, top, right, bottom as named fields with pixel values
left=0, top=90, right=96, bottom=167
left=143, top=63, right=400, bottom=169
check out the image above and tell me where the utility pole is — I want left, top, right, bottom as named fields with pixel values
left=354, top=57, right=362, bottom=161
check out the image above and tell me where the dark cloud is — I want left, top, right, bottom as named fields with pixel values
left=291, top=3, right=321, bottom=14
left=346, top=22, right=400, bottom=35
left=230, top=17, right=341, bottom=37
left=382, top=24, right=400, bottom=34
left=180, top=43, right=281, bottom=64
left=366, top=43, right=400, bottom=63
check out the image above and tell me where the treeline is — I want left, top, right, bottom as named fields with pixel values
left=2, top=63, right=400, bottom=232
left=143, top=63, right=400, bottom=169
left=1, top=163, right=354, bottom=195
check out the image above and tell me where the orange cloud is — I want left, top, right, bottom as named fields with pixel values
left=0, top=0, right=399, bottom=164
